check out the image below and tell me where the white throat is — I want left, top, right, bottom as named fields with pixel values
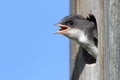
left=67, top=28, right=98, bottom=58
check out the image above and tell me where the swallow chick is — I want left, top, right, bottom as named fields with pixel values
left=55, top=15, right=98, bottom=58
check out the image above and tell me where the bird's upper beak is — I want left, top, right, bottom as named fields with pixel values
left=55, top=24, right=71, bottom=34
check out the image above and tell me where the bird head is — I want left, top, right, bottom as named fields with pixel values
left=55, top=15, right=92, bottom=40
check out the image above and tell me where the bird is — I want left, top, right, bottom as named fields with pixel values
left=55, top=15, right=98, bottom=58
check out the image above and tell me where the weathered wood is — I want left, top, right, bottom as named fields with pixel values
left=70, top=0, right=104, bottom=80
left=108, top=0, right=120, bottom=80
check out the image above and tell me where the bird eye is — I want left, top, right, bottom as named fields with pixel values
left=66, top=20, right=74, bottom=26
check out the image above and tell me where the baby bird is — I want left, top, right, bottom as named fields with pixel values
left=55, top=15, right=98, bottom=58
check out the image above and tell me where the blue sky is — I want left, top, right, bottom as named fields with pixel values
left=0, top=0, right=69, bottom=80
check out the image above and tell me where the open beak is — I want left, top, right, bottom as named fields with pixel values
left=55, top=24, right=71, bottom=34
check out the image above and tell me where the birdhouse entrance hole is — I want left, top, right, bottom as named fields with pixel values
left=83, top=14, right=97, bottom=64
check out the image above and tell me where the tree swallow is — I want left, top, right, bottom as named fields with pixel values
left=55, top=15, right=98, bottom=58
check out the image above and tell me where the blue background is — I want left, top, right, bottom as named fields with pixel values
left=0, top=0, right=69, bottom=80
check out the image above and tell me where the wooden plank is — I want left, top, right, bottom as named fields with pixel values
left=108, top=0, right=120, bottom=80
left=70, top=0, right=104, bottom=80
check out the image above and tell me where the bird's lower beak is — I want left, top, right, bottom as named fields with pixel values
left=55, top=24, right=71, bottom=34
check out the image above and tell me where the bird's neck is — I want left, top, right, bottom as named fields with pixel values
left=77, top=33, right=98, bottom=58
